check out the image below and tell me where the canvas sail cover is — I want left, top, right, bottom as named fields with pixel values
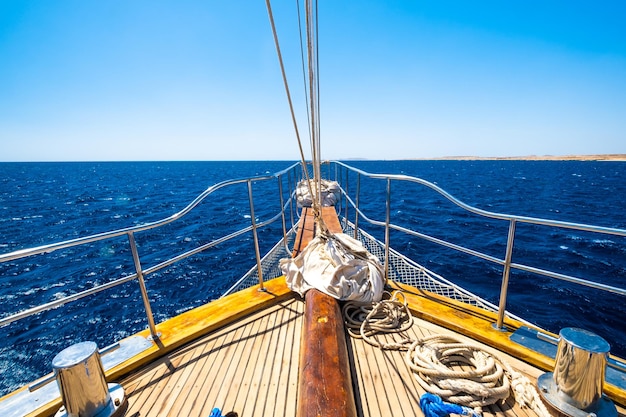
left=280, top=232, right=385, bottom=303
left=296, top=179, right=340, bottom=208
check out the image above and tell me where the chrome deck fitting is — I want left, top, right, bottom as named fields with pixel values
left=537, top=328, right=617, bottom=417
left=53, top=341, right=127, bottom=417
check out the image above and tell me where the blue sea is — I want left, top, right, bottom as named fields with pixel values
left=1, top=160, right=625, bottom=397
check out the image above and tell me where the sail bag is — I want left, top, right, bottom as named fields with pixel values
left=281, top=232, right=385, bottom=303
left=296, top=179, right=340, bottom=208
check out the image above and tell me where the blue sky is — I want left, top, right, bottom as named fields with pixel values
left=1, top=1, right=624, bottom=161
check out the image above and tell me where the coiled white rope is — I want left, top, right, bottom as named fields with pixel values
left=343, top=292, right=552, bottom=417
left=405, top=335, right=510, bottom=409
left=342, top=291, right=413, bottom=350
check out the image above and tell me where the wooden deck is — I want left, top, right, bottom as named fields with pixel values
left=349, top=311, right=545, bottom=417
left=118, top=293, right=626, bottom=417
left=116, top=206, right=625, bottom=417
left=120, top=297, right=304, bottom=417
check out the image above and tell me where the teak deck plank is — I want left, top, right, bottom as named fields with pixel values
left=248, top=305, right=279, bottom=416
left=120, top=298, right=305, bottom=417
left=164, top=324, right=230, bottom=415
left=255, top=304, right=286, bottom=416
left=231, top=308, right=271, bottom=413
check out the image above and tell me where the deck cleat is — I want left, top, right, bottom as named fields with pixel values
left=538, top=328, right=617, bottom=417
left=52, top=341, right=127, bottom=417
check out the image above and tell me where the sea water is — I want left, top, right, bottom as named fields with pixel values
left=1, top=160, right=625, bottom=396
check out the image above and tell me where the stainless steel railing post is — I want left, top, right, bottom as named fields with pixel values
left=247, top=180, right=265, bottom=290
left=384, top=178, right=391, bottom=280
left=494, top=219, right=517, bottom=330
left=127, top=232, right=160, bottom=340
left=288, top=169, right=295, bottom=230
left=344, top=169, right=349, bottom=227
left=354, top=173, right=361, bottom=240
left=278, top=177, right=287, bottom=243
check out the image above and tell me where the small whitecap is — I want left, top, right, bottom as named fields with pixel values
left=593, top=239, right=614, bottom=245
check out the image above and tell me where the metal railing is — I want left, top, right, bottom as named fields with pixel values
left=0, top=162, right=305, bottom=339
left=3, top=159, right=625, bottom=343
left=329, top=161, right=626, bottom=330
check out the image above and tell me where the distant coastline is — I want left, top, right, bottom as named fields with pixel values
left=414, top=154, right=626, bottom=161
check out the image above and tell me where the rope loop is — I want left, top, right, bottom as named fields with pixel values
left=342, top=290, right=413, bottom=350
left=420, top=393, right=481, bottom=417
left=405, top=335, right=510, bottom=408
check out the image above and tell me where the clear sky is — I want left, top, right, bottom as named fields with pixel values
left=1, top=1, right=625, bottom=161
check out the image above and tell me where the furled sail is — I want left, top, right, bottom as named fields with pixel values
left=282, top=178, right=385, bottom=302
left=296, top=178, right=340, bottom=208
left=281, top=228, right=385, bottom=303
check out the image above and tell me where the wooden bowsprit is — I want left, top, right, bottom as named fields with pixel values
left=293, top=206, right=357, bottom=417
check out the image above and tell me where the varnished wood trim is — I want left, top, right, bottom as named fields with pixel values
left=298, top=289, right=357, bottom=417
left=293, top=206, right=344, bottom=256
left=293, top=207, right=357, bottom=416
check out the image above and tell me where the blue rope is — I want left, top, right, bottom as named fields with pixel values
left=209, top=408, right=223, bottom=417
left=420, top=393, right=480, bottom=417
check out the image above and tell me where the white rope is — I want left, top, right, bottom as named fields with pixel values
left=405, top=335, right=510, bottom=409
left=343, top=291, right=553, bottom=417
left=504, top=362, right=552, bottom=417
left=343, top=291, right=413, bottom=350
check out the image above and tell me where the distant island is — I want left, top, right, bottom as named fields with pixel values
left=418, top=154, right=626, bottom=161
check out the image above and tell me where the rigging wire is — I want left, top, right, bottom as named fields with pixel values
left=305, top=0, right=322, bottom=207
left=265, top=0, right=328, bottom=236
left=315, top=0, right=321, bottom=186
left=304, top=0, right=328, bottom=235
left=296, top=0, right=312, bottom=148
left=264, top=0, right=315, bottom=206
